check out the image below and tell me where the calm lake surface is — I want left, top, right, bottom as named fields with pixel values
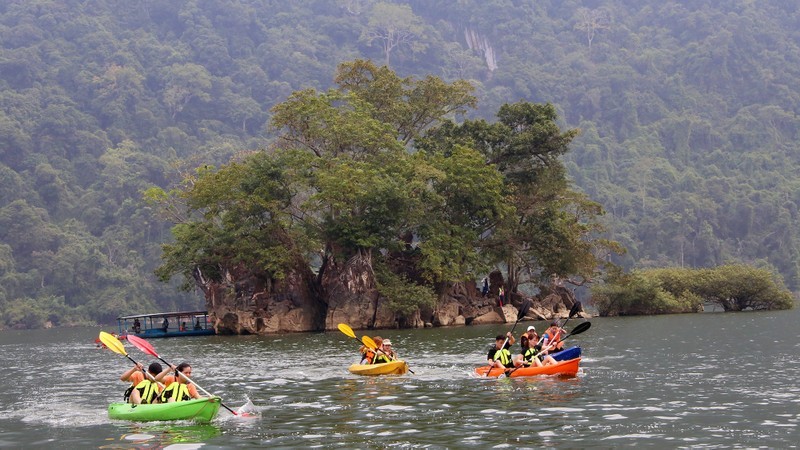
left=1, top=307, right=798, bottom=448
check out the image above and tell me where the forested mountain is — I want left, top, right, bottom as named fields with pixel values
left=1, top=0, right=798, bottom=329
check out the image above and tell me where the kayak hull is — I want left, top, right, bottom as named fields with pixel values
left=550, top=346, right=581, bottom=361
left=475, top=357, right=581, bottom=378
left=348, top=360, right=409, bottom=376
left=108, top=396, right=221, bottom=423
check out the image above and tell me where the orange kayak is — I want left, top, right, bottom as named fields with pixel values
left=474, top=357, right=581, bottom=378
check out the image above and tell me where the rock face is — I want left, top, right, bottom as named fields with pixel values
left=197, top=259, right=585, bottom=334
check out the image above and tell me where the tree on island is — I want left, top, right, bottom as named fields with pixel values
left=147, top=60, right=619, bottom=328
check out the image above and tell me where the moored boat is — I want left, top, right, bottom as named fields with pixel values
left=116, top=310, right=215, bottom=339
left=348, top=360, right=409, bottom=376
left=474, top=357, right=581, bottom=378
left=108, top=396, right=221, bottom=423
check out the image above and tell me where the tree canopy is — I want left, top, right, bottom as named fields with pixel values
left=1, top=0, right=798, bottom=328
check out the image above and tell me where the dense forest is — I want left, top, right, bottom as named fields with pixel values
left=1, top=0, right=798, bottom=329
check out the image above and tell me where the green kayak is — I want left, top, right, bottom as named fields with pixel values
left=108, top=396, right=221, bottom=423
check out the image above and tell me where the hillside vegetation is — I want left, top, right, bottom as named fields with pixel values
left=1, top=0, right=797, bottom=328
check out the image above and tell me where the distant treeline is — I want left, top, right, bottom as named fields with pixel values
left=1, top=0, right=798, bottom=328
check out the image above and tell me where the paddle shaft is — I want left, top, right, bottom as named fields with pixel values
left=153, top=355, right=238, bottom=416
left=537, top=302, right=581, bottom=347
left=487, top=300, right=531, bottom=376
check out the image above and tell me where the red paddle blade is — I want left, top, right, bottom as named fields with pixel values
left=127, top=334, right=159, bottom=357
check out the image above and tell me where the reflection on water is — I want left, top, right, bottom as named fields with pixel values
left=0, top=308, right=799, bottom=447
left=99, top=424, right=221, bottom=449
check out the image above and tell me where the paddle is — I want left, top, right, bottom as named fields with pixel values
left=537, top=301, right=582, bottom=347
left=360, top=335, right=415, bottom=374
left=337, top=323, right=363, bottom=347
left=125, top=334, right=238, bottom=416
left=560, top=301, right=583, bottom=329
left=486, top=299, right=532, bottom=376
left=504, top=321, right=592, bottom=377
left=98, top=331, right=164, bottom=387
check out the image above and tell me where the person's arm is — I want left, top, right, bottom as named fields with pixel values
left=188, top=383, right=201, bottom=399
left=120, top=363, right=143, bottom=381
left=505, top=332, right=515, bottom=347
left=155, top=365, right=175, bottom=382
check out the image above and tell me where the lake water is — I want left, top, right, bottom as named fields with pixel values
left=1, top=307, right=798, bottom=448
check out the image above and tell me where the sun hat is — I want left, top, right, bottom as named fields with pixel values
left=526, top=326, right=536, bottom=332
left=383, top=339, right=392, bottom=346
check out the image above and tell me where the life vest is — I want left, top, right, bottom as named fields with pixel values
left=160, top=382, right=191, bottom=402
left=373, top=353, right=392, bottom=364
left=523, top=346, right=541, bottom=363
left=545, top=328, right=563, bottom=350
left=361, top=350, right=375, bottom=364
left=133, top=379, right=160, bottom=404
left=492, top=348, right=512, bottom=367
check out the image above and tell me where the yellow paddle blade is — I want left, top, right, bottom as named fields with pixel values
left=99, top=331, right=127, bottom=356
left=361, top=335, right=378, bottom=350
left=337, top=323, right=356, bottom=339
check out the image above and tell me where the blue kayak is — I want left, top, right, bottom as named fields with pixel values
left=550, top=346, right=581, bottom=361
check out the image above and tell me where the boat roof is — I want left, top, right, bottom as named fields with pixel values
left=117, top=310, right=209, bottom=320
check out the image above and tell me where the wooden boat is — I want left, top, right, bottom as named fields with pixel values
left=348, top=360, right=409, bottom=376
left=116, top=310, right=215, bottom=339
left=474, top=357, right=581, bottom=378
left=108, top=397, right=221, bottom=423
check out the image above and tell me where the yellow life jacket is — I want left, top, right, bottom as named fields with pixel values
left=492, top=348, right=512, bottom=367
left=160, top=382, right=191, bottom=402
left=133, top=379, right=160, bottom=404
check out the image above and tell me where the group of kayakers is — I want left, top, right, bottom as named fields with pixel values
left=358, top=336, right=398, bottom=364
left=120, top=361, right=201, bottom=405
left=487, top=321, right=566, bottom=371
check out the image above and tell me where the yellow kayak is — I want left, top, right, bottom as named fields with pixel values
left=348, top=360, right=409, bottom=376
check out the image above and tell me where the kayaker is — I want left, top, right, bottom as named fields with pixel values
left=380, top=339, right=397, bottom=361
left=156, top=362, right=202, bottom=402
left=541, top=321, right=565, bottom=352
left=359, top=336, right=380, bottom=364
left=120, top=362, right=163, bottom=404
left=370, top=337, right=393, bottom=364
left=526, top=325, right=538, bottom=340
left=514, top=335, right=557, bottom=368
left=487, top=332, right=515, bottom=369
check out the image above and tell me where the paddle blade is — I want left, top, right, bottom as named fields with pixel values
left=127, top=334, right=159, bottom=358
left=337, top=323, right=356, bottom=339
left=568, top=301, right=582, bottom=318
left=99, top=332, right=127, bottom=356
left=361, top=335, right=378, bottom=350
left=568, top=321, right=591, bottom=336
left=517, top=299, right=532, bottom=320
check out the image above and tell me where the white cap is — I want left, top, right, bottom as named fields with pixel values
left=526, top=326, right=536, bottom=332
left=383, top=339, right=392, bottom=346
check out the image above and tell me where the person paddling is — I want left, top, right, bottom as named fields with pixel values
left=487, top=332, right=515, bottom=370
left=541, top=321, right=566, bottom=353
left=120, top=362, right=163, bottom=404
left=156, top=362, right=202, bottom=402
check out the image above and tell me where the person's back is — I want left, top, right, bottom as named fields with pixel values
left=122, top=362, right=163, bottom=404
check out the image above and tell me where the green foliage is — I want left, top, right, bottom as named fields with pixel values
left=374, top=260, right=436, bottom=316
left=3, top=0, right=800, bottom=328
left=592, top=265, right=794, bottom=316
